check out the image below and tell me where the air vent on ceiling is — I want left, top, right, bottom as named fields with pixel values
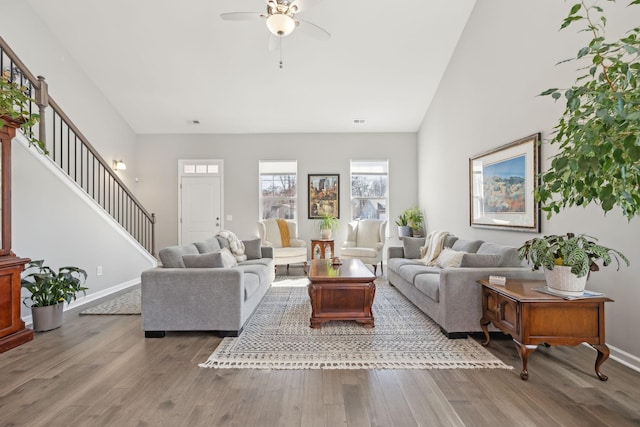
left=353, top=118, right=367, bottom=125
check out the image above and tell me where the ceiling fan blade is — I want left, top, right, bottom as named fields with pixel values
left=220, top=12, right=264, bottom=21
left=297, top=19, right=330, bottom=41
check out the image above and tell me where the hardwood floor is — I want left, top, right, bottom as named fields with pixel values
left=1, top=297, right=639, bottom=426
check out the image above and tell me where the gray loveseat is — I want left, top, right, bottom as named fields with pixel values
left=141, top=236, right=275, bottom=338
left=387, top=236, right=543, bottom=338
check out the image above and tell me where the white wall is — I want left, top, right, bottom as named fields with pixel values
left=418, top=0, right=640, bottom=365
left=0, top=0, right=138, bottom=190
left=13, top=136, right=156, bottom=319
left=135, top=133, right=418, bottom=253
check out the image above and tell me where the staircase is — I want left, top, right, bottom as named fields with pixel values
left=1, top=36, right=155, bottom=255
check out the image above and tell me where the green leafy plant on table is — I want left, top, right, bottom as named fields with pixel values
left=518, top=233, right=629, bottom=278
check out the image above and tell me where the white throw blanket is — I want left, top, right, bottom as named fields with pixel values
left=420, top=231, right=449, bottom=266
left=216, top=230, right=247, bottom=262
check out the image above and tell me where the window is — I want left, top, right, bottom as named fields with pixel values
left=350, top=160, right=388, bottom=220
left=259, top=160, right=297, bottom=220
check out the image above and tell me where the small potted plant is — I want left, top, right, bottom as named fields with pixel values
left=317, top=212, right=338, bottom=239
left=0, top=71, right=47, bottom=153
left=406, top=206, right=424, bottom=237
left=517, top=233, right=629, bottom=296
left=395, top=210, right=411, bottom=239
left=21, top=260, right=88, bottom=331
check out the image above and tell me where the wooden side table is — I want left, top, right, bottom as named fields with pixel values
left=311, top=239, right=334, bottom=259
left=477, top=279, right=612, bottom=381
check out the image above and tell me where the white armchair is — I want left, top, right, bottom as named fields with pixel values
left=340, top=219, right=387, bottom=275
left=258, top=219, right=308, bottom=274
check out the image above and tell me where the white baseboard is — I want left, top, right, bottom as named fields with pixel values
left=23, top=278, right=140, bottom=326
left=608, top=344, right=640, bottom=373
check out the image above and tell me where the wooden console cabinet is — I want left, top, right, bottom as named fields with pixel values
left=0, top=120, right=33, bottom=353
left=478, top=279, right=611, bottom=381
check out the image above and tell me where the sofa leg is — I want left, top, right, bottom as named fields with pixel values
left=380, top=261, right=384, bottom=275
left=145, top=331, right=165, bottom=338
left=440, top=327, right=468, bottom=339
left=372, top=264, right=377, bottom=275
left=218, top=328, right=242, bottom=338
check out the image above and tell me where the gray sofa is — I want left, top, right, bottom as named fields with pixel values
left=141, top=236, right=275, bottom=338
left=387, top=236, right=544, bottom=338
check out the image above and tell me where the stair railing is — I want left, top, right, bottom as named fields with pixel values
left=1, top=36, right=155, bottom=255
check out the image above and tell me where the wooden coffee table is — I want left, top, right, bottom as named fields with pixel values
left=308, top=259, right=376, bottom=328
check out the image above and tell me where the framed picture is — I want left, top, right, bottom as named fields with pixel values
left=308, top=174, right=340, bottom=219
left=469, top=133, right=540, bottom=231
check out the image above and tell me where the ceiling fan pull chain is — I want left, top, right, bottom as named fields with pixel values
left=279, top=37, right=284, bottom=69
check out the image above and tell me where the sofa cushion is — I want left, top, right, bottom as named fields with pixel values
left=476, top=242, right=521, bottom=267
left=398, top=263, right=441, bottom=284
left=459, top=253, right=502, bottom=268
left=341, top=247, right=377, bottom=258
left=159, top=244, right=199, bottom=268
left=443, top=234, right=459, bottom=248
left=414, top=273, right=440, bottom=302
left=402, top=237, right=426, bottom=259
left=388, top=257, right=421, bottom=272
left=451, top=239, right=484, bottom=253
left=194, top=237, right=222, bottom=254
left=182, top=252, right=224, bottom=268
left=216, top=236, right=231, bottom=251
left=436, top=248, right=465, bottom=268
left=244, top=238, right=263, bottom=260
left=220, top=247, right=238, bottom=268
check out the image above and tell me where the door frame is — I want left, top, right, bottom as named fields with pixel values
left=177, top=159, right=224, bottom=245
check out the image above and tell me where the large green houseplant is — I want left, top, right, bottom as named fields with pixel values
left=0, top=72, right=47, bottom=153
left=536, top=0, right=640, bottom=220
left=518, top=233, right=629, bottom=295
left=21, top=260, right=88, bottom=331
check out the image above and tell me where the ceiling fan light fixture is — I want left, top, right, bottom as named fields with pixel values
left=266, top=14, right=296, bottom=37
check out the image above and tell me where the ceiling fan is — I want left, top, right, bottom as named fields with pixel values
left=221, top=0, right=330, bottom=43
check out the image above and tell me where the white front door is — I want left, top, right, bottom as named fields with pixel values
left=179, top=160, right=223, bottom=244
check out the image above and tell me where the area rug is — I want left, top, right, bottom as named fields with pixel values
left=79, top=288, right=141, bottom=315
left=199, top=280, right=512, bottom=370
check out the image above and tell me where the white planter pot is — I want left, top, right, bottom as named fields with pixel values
left=544, top=266, right=588, bottom=297
left=31, top=303, right=64, bottom=332
left=320, top=228, right=332, bottom=239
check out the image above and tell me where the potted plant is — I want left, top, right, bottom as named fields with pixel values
left=21, top=260, right=88, bottom=332
left=518, top=233, right=629, bottom=296
left=406, top=206, right=424, bottom=237
left=0, top=71, right=47, bottom=153
left=395, top=210, right=411, bottom=239
left=536, top=1, right=640, bottom=220
left=317, top=212, right=338, bottom=239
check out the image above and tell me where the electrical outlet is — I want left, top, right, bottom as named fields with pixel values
left=96, top=266, right=103, bottom=276
left=226, top=215, right=233, bottom=221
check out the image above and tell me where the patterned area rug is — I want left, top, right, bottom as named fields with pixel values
left=199, top=280, right=512, bottom=370
left=79, top=288, right=141, bottom=315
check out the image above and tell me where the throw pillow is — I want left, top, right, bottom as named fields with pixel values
left=459, top=253, right=502, bottom=268
left=451, top=239, right=484, bottom=253
left=436, top=248, right=466, bottom=268
left=216, top=230, right=247, bottom=262
left=244, top=238, right=262, bottom=260
left=403, top=237, right=426, bottom=259
left=182, top=252, right=224, bottom=268
left=220, top=247, right=238, bottom=268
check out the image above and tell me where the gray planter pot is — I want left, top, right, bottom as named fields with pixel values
left=397, top=225, right=411, bottom=239
left=31, top=303, right=64, bottom=332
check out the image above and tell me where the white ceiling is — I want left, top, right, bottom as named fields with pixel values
left=27, top=0, right=476, bottom=134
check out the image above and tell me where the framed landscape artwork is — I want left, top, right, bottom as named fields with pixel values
left=469, top=133, right=540, bottom=231
left=308, top=174, right=340, bottom=219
